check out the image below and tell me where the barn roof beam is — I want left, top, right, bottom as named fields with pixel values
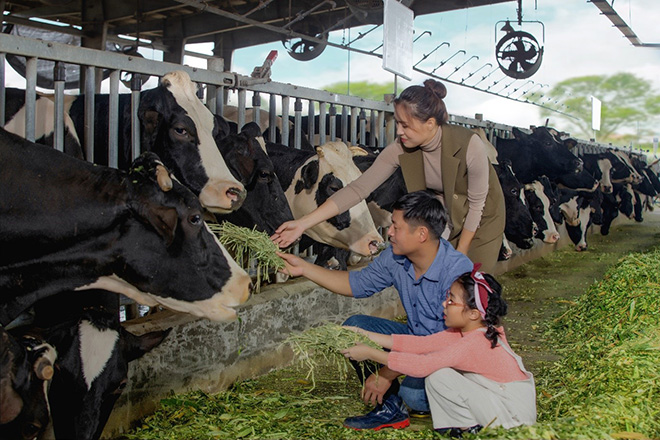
left=589, top=0, right=660, bottom=48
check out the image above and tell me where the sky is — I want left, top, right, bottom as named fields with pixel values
left=5, top=0, right=659, bottom=143
left=218, top=0, right=660, bottom=141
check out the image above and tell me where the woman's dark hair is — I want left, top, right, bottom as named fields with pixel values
left=456, top=272, right=507, bottom=348
left=391, top=190, right=447, bottom=240
left=394, top=79, right=449, bottom=125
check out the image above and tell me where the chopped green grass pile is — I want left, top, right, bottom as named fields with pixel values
left=122, top=248, right=660, bottom=440
left=208, top=222, right=285, bottom=291
left=283, top=323, right=382, bottom=389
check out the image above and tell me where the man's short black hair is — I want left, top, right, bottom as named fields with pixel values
left=391, top=190, right=448, bottom=240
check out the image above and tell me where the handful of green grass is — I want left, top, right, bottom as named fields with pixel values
left=208, top=222, right=285, bottom=292
left=284, top=323, right=382, bottom=389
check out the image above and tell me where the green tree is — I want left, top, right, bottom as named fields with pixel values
left=322, top=81, right=395, bottom=101
left=536, top=73, right=660, bottom=144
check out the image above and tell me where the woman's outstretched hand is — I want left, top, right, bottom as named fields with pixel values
left=271, top=219, right=306, bottom=249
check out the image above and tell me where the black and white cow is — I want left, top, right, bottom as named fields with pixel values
left=605, top=150, right=644, bottom=185
left=215, top=122, right=294, bottom=235
left=22, top=296, right=170, bottom=440
left=524, top=176, right=561, bottom=244
left=496, top=126, right=583, bottom=184
left=581, top=153, right=614, bottom=193
left=565, top=190, right=603, bottom=251
left=493, top=160, right=536, bottom=250
left=266, top=141, right=384, bottom=256
left=0, top=326, right=57, bottom=440
left=3, top=88, right=83, bottom=160
left=63, top=71, right=246, bottom=213
left=616, top=182, right=636, bottom=220
left=0, top=129, right=252, bottom=325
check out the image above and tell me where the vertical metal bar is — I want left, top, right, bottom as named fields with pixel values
left=307, top=100, right=315, bottom=147
left=319, top=102, right=326, bottom=146
left=25, top=57, right=37, bottom=142
left=252, top=92, right=261, bottom=129
left=131, top=74, right=143, bottom=161
left=207, top=57, right=223, bottom=116
left=237, top=89, right=246, bottom=131
left=378, top=110, right=385, bottom=148
left=350, top=108, right=358, bottom=146
left=370, top=109, right=377, bottom=148
left=108, top=70, right=120, bottom=168
left=53, top=62, right=65, bottom=152
left=329, top=104, right=337, bottom=142
left=215, top=86, right=224, bottom=117
left=281, top=96, right=290, bottom=146
left=341, top=106, right=349, bottom=143
left=294, top=98, right=302, bottom=149
left=359, top=109, right=367, bottom=146
left=0, top=53, right=5, bottom=126
left=269, top=94, right=277, bottom=141
left=84, top=66, right=95, bottom=162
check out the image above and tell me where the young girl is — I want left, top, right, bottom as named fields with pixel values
left=341, top=265, right=536, bottom=436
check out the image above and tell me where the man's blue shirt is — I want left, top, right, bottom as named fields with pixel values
left=348, top=240, right=473, bottom=336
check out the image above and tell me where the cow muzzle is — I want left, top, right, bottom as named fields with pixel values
left=199, top=181, right=247, bottom=213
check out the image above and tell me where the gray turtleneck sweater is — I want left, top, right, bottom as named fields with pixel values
left=330, top=126, right=490, bottom=233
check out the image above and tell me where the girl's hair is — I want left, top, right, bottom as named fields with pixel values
left=456, top=272, right=507, bottom=348
left=393, top=79, right=449, bottom=125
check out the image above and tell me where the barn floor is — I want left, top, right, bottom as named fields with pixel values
left=118, top=210, right=660, bottom=439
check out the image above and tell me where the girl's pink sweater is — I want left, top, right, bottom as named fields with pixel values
left=388, top=327, right=528, bottom=382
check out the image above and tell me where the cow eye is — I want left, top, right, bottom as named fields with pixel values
left=510, top=188, right=518, bottom=196
left=258, top=171, right=271, bottom=182
left=24, top=422, right=41, bottom=437
left=189, top=214, right=202, bottom=226
left=173, top=126, right=188, bottom=137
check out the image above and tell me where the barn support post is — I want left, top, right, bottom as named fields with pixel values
left=24, top=57, right=37, bottom=142
left=206, top=57, right=224, bottom=116
left=319, top=102, right=327, bottom=145
left=359, top=109, right=367, bottom=147
left=108, top=70, right=120, bottom=168
left=370, top=109, right=377, bottom=148
left=53, top=62, right=66, bottom=152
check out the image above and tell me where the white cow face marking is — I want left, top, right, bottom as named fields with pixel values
left=79, top=321, right=119, bottom=390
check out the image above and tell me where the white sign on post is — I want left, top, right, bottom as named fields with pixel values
left=383, top=0, right=414, bottom=81
left=591, top=96, right=601, bottom=131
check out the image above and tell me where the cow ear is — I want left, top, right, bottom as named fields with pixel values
left=563, top=138, right=577, bottom=149
left=297, top=160, right=319, bottom=192
left=349, top=146, right=369, bottom=157
left=125, top=328, right=172, bottom=362
left=145, top=206, right=178, bottom=247
left=315, top=146, right=325, bottom=158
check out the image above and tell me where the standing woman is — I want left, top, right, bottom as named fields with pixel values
left=272, top=79, right=505, bottom=273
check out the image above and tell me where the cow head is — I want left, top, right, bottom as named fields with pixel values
left=139, top=71, right=246, bottom=214
left=287, top=142, right=384, bottom=256
left=558, top=189, right=581, bottom=227
left=524, top=177, right=560, bottom=243
left=44, top=309, right=170, bottom=440
left=0, top=328, right=56, bottom=440
left=606, top=150, right=644, bottom=185
left=215, top=122, right=294, bottom=235
left=615, top=183, right=635, bottom=219
left=493, top=160, right=535, bottom=249
left=79, top=152, right=253, bottom=321
left=511, top=126, right=583, bottom=180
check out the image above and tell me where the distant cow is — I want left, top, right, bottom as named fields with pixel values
left=266, top=141, right=384, bottom=256
left=64, top=71, right=246, bottom=213
left=524, top=176, right=561, bottom=243
left=215, top=122, right=294, bottom=235
left=0, top=129, right=251, bottom=325
left=496, top=126, right=582, bottom=183
left=0, top=327, right=56, bottom=440
left=493, top=160, right=535, bottom=250
left=581, top=153, right=614, bottom=193
left=565, top=191, right=603, bottom=251
left=605, top=150, right=643, bottom=185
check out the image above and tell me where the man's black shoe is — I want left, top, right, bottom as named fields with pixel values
left=409, top=409, right=431, bottom=418
left=435, top=424, right=483, bottom=438
left=343, top=394, right=410, bottom=431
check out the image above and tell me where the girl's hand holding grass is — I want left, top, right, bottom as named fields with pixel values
left=341, top=343, right=380, bottom=362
